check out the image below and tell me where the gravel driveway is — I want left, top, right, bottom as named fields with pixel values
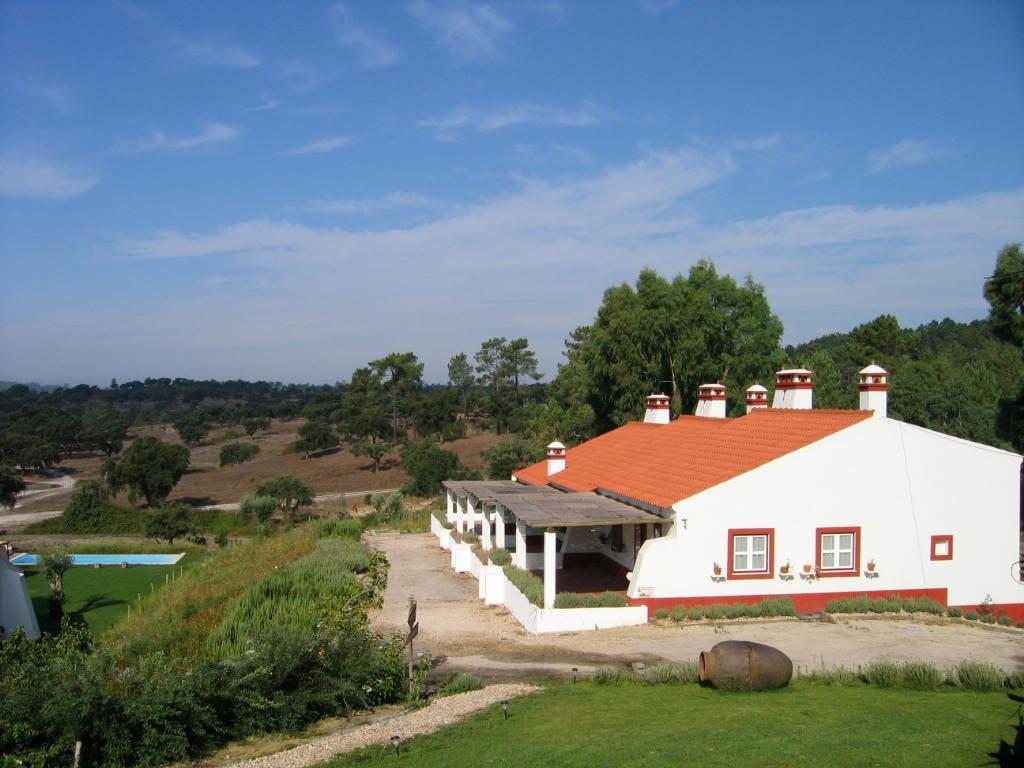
left=368, top=531, right=1024, bottom=675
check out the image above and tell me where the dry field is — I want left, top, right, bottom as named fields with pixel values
left=13, top=419, right=502, bottom=513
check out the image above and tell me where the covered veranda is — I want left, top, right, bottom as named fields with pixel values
left=443, top=480, right=663, bottom=608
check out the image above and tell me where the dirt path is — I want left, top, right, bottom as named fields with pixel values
left=223, top=684, right=538, bottom=768
left=368, top=532, right=1024, bottom=676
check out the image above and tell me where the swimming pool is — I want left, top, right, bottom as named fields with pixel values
left=10, top=553, right=185, bottom=566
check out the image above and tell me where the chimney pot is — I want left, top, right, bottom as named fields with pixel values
left=858, top=364, right=888, bottom=417
left=546, top=441, right=567, bottom=476
left=773, top=368, right=814, bottom=409
left=695, top=383, right=728, bottom=418
left=643, top=393, right=671, bottom=425
left=745, top=383, right=769, bottom=414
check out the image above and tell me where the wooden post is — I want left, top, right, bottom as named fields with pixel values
left=405, top=598, right=419, bottom=697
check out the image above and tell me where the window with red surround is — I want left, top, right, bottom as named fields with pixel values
left=930, top=534, right=953, bottom=561
left=815, top=526, right=860, bottom=577
left=727, top=528, right=774, bottom=580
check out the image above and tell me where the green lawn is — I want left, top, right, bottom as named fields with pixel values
left=322, top=682, right=1016, bottom=768
left=23, top=553, right=207, bottom=635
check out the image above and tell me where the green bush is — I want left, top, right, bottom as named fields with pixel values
left=980, top=613, right=997, bottom=624
left=24, top=479, right=143, bottom=534
left=760, top=597, right=796, bottom=616
left=488, top=548, right=511, bottom=566
left=437, top=672, right=485, bottom=697
left=861, top=659, right=902, bottom=688
left=503, top=565, right=544, bottom=607
left=951, top=660, right=1006, bottom=690
left=555, top=592, right=599, bottom=608
left=598, top=592, right=627, bottom=607
left=219, top=442, right=260, bottom=467
left=400, top=439, right=471, bottom=496
left=462, top=530, right=480, bottom=543
left=593, top=668, right=621, bottom=685
left=1017, top=622, right=1024, bottom=629
left=687, top=606, right=705, bottom=620
left=239, top=494, right=279, bottom=523
left=947, top=606, right=963, bottom=618
left=703, top=604, right=726, bottom=620
left=966, top=611, right=980, bottom=621
left=317, top=518, right=365, bottom=539
left=653, top=608, right=669, bottom=620
left=670, top=606, right=688, bottom=622
left=641, top=662, right=699, bottom=685
left=998, top=615, right=1014, bottom=626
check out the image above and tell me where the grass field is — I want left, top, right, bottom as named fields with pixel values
left=22, top=552, right=207, bottom=634
left=322, top=682, right=1017, bottom=768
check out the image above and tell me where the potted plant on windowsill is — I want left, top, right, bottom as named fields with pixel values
left=780, top=560, right=791, bottom=575
left=713, top=562, right=722, bottom=576
left=866, top=559, right=876, bottom=573
left=802, top=564, right=813, bottom=574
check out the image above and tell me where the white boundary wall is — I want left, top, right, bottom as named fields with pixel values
left=430, top=515, right=647, bottom=634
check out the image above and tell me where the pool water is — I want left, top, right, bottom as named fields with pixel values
left=10, top=553, right=185, bottom=566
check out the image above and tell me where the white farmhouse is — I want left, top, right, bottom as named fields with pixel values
left=445, top=365, right=1024, bottom=623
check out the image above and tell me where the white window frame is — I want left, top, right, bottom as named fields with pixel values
left=820, top=532, right=856, bottom=571
left=732, top=533, right=769, bottom=574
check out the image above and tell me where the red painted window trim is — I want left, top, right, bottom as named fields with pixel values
left=815, top=526, right=861, bottom=577
left=930, top=534, right=953, bottom=561
left=727, top=528, right=774, bottom=580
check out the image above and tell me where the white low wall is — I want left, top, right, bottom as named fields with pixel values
left=428, top=515, right=649, bottom=634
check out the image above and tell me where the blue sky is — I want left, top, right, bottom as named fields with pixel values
left=1, top=1, right=1022, bottom=385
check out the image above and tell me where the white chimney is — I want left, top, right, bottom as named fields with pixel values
left=546, top=441, right=567, bottom=476
left=745, top=383, right=769, bottom=414
left=695, top=383, right=727, bottom=418
left=858, top=363, right=888, bottom=418
left=773, top=368, right=814, bottom=409
left=643, top=393, right=671, bottom=425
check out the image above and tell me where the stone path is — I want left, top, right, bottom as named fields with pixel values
left=225, top=684, right=538, bottom=768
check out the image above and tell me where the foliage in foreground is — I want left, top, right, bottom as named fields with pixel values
left=437, top=673, right=485, bottom=698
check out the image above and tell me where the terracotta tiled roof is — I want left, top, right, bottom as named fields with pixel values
left=514, top=409, right=873, bottom=509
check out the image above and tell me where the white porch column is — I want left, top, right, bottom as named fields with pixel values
left=543, top=527, right=557, bottom=609
left=466, top=495, right=477, bottom=534
left=494, top=504, right=505, bottom=549
left=481, top=502, right=492, bottom=550
left=456, top=495, right=466, bottom=534
left=514, top=519, right=527, bottom=569
left=446, top=489, right=453, bottom=521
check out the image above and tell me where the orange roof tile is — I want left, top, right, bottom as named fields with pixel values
left=515, top=409, right=873, bottom=509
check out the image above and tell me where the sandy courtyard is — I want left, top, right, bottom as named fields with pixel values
left=368, top=531, right=1024, bottom=677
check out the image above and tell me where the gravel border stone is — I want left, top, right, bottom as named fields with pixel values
left=225, top=683, right=539, bottom=768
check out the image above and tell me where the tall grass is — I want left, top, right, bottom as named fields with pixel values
left=437, top=673, right=485, bottom=698
left=205, top=538, right=371, bottom=658
left=554, top=592, right=628, bottom=608
left=503, top=565, right=544, bottom=607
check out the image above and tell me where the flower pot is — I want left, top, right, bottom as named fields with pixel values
left=780, top=566, right=790, bottom=574
left=713, top=564, right=722, bottom=576
left=867, top=561, right=876, bottom=572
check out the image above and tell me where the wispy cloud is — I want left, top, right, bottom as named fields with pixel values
left=9, top=78, right=72, bottom=111
left=732, top=135, right=782, bottom=152
left=283, top=136, right=354, bottom=156
left=243, top=95, right=279, bottom=113
left=420, top=101, right=603, bottom=134
left=115, top=122, right=241, bottom=153
left=0, top=153, right=98, bottom=200
left=297, top=192, right=449, bottom=215
left=868, top=139, right=952, bottom=174
left=332, top=4, right=401, bottom=67
left=408, top=0, right=511, bottom=58
left=640, top=0, right=678, bottom=13
left=173, top=41, right=260, bottom=69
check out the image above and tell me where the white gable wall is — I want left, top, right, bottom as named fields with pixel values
left=628, top=417, right=1023, bottom=609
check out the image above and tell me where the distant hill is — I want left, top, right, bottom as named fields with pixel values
left=0, top=381, right=60, bottom=393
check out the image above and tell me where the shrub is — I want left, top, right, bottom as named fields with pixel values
left=687, top=606, right=705, bottom=620
left=654, top=608, right=670, bottom=620
left=802, top=666, right=858, bottom=686
left=145, top=501, right=196, bottom=544
left=598, top=592, right=627, bottom=607
left=317, top=517, right=365, bottom=539
left=998, top=615, right=1014, bottom=626
left=947, top=606, right=963, bottom=618
left=670, top=606, right=688, bottom=622
left=437, top=672, right=485, bottom=697
left=555, top=593, right=599, bottom=608
left=593, top=668, right=621, bottom=685
left=239, top=494, right=279, bottom=523
left=703, top=604, right=726, bottom=620
left=980, top=613, right=997, bottom=624
left=966, top=611, right=980, bottom=621
left=901, top=661, right=943, bottom=690
left=1017, top=622, right=1024, bottom=630
left=502, top=565, right=544, bottom=607
left=760, top=597, right=796, bottom=617
left=400, top=440, right=470, bottom=496
left=861, top=659, right=902, bottom=688
left=462, top=530, right=480, bottom=543
left=29, top=479, right=142, bottom=534
left=951, top=660, right=1006, bottom=691
left=641, top=661, right=699, bottom=685
left=488, top=548, right=511, bottom=566
left=219, top=442, right=260, bottom=467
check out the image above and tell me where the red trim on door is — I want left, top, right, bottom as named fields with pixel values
left=727, top=528, right=774, bottom=580
left=930, top=534, right=953, bottom=561
left=815, top=526, right=860, bottom=577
